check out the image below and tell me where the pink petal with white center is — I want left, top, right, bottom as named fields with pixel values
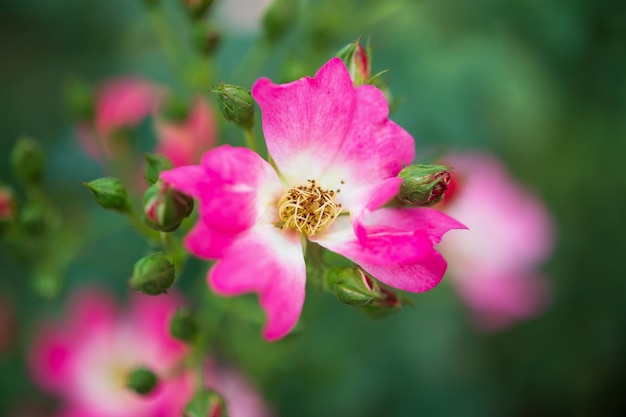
left=208, top=225, right=306, bottom=341
left=251, top=58, right=355, bottom=183
left=323, top=85, right=415, bottom=188
left=313, top=216, right=435, bottom=266
left=314, top=207, right=465, bottom=292
left=340, top=177, right=403, bottom=225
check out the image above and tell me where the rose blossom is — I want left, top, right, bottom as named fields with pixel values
left=77, top=77, right=216, bottom=167
left=161, top=58, right=465, bottom=340
left=437, top=152, right=555, bottom=330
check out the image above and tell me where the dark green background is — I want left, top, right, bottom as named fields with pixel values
left=1, top=0, right=625, bottom=416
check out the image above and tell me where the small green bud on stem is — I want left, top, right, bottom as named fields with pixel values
left=126, top=367, right=158, bottom=395
left=84, top=177, right=131, bottom=213
left=192, top=22, right=220, bottom=56
left=184, top=389, right=228, bottom=417
left=397, top=164, right=452, bottom=206
left=210, top=83, right=255, bottom=129
left=326, top=266, right=381, bottom=307
left=11, top=136, right=45, bottom=186
left=336, top=38, right=371, bottom=86
left=130, top=253, right=175, bottom=295
left=169, top=308, right=198, bottom=342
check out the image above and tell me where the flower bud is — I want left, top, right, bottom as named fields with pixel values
left=143, top=181, right=194, bottom=232
left=336, top=39, right=371, bottom=86
left=210, top=83, right=255, bottom=129
left=184, top=389, right=228, bottom=417
left=326, top=266, right=381, bottom=307
left=397, top=164, right=452, bottom=206
left=64, top=78, right=95, bottom=121
left=84, top=177, right=131, bottom=213
left=182, top=0, right=215, bottom=19
left=262, top=0, right=298, bottom=42
left=169, top=308, right=198, bottom=342
left=0, top=185, right=16, bottom=224
left=126, top=366, right=158, bottom=395
left=358, top=286, right=410, bottom=318
left=10, top=136, right=45, bottom=186
left=130, top=253, right=175, bottom=295
left=191, top=22, right=220, bottom=56
left=144, top=154, right=174, bottom=185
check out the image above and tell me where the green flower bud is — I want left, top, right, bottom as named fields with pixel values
left=11, top=136, right=45, bottom=186
left=169, top=308, right=198, bottom=342
left=326, top=266, right=381, bottom=307
left=358, top=286, right=411, bottom=318
left=336, top=38, right=371, bottom=86
left=184, top=389, right=228, bottom=417
left=84, top=177, right=131, bottom=213
left=397, top=164, right=452, bottom=206
left=210, top=83, right=255, bottom=129
left=126, top=367, right=158, bottom=395
left=191, top=22, right=220, bottom=56
left=262, top=0, right=298, bottom=42
left=143, top=181, right=194, bottom=232
left=144, top=154, right=174, bottom=185
left=130, top=253, right=175, bottom=295
left=64, top=78, right=95, bottom=121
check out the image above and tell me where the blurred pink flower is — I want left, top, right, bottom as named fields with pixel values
left=78, top=77, right=216, bottom=167
left=161, top=58, right=464, bottom=341
left=0, top=185, right=15, bottom=221
left=205, top=362, right=273, bottom=417
left=437, top=152, right=555, bottom=330
left=28, top=288, right=192, bottom=417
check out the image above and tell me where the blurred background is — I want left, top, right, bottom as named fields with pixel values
left=1, top=0, right=625, bottom=416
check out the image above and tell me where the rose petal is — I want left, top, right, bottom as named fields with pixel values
left=208, top=225, right=306, bottom=341
left=252, top=58, right=355, bottom=184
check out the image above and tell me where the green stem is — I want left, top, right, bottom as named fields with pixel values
left=243, top=127, right=258, bottom=153
left=127, top=209, right=160, bottom=243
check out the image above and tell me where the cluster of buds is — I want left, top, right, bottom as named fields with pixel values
left=326, top=267, right=409, bottom=316
left=397, top=164, right=452, bottom=207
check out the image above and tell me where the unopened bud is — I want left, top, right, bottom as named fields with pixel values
left=184, top=389, right=228, bottom=417
left=144, top=154, right=174, bottom=185
left=191, top=22, right=220, bottom=56
left=11, top=136, right=45, bottom=186
left=210, top=83, right=254, bottom=129
left=143, top=181, right=194, bottom=232
left=182, top=0, right=215, bottom=19
left=130, top=253, right=175, bottom=295
left=358, top=286, right=410, bottom=318
left=397, top=164, right=452, bottom=206
left=169, top=308, right=198, bottom=342
left=65, top=78, right=95, bottom=121
left=126, top=367, right=158, bottom=395
left=326, top=266, right=381, bottom=307
left=336, top=39, right=371, bottom=85
left=84, top=177, right=131, bottom=213
left=262, top=0, right=298, bottom=42
left=0, top=185, right=16, bottom=224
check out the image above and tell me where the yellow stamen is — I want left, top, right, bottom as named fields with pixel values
left=278, top=179, right=342, bottom=236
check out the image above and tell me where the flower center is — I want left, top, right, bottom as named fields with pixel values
left=278, top=179, right=342, bottom=236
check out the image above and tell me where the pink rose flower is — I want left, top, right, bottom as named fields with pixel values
left=437, top=152, right=555, bottom=330
left=161, top=58, right=465, bottom=340
left=28, top=288, right=192, bottom=417
left=78, top=77, right=216, bottom=167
